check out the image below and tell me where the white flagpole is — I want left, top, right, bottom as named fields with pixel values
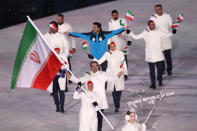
left=27, top=16, right=114, bottom=130
left=144, top=97, right=162, bottom=124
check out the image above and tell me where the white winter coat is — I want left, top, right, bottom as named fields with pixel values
left=150, top=13, right=173, bottom=50
left=96, top=50, right=127, bottom=91
left=73, top=90, right=99, bottom=131
left=69, top=71, right=119, bottom=109
left=108, top=18, right=130, bottom=54
left=44, top=32, right=69, bottom=91
left=58, top=23, right=76, bottom=50
left=129, top=29, right=172, bottom=63
left=44, top=32, right=69, bottom=62
left=122, top=123, right=146, bottom=131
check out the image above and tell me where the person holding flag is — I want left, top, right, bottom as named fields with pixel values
left=64, top=22, right=129, bottom=71
left=108, top=9, right=132, bottom=68
left=73, top=81, right=100, bottom=131
left=44, top=21, right=69, bottom=112
left=150, top=4, right=177, bottom=76
left=66, top=61, right=123, bottom=131
left=128, top=20, right=173, bottom=89
left=94, top=41, right=128, bottom=112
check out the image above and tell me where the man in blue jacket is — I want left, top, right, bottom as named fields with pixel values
left=65, top=22, right=128, bottom=71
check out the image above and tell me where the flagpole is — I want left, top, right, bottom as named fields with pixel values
left=27, top=16, right=114, bottom=130
left=144, top=96, right=162, bottom=124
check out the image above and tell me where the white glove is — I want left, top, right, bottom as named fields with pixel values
left=141, top=123, right=146, bottom=131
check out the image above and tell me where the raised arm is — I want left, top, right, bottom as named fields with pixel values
left=105, top=27, right=125, bottom=39
left=66, top=71, right=90, bottom=84
left=94, top=52, right=109, bottom=64
left=68, top=32, right=90, bottom=41
left=73, top=90, right=82, bottom=99
left=129, top=30, right=145, bottom=40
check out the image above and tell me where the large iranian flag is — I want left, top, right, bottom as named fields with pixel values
left=11, top=17, right=63, bottom=91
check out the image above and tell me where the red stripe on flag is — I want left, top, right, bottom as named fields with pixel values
left=82, top=41, right=87, bottom=46
left=125, top=15, right=133, bottom=21
left=31, top=52, right=62, bottom=91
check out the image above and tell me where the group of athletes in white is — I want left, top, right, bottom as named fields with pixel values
left=44, top=4, right=177, bottom=131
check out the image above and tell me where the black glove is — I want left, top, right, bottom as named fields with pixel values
left=92, top=101, right=98, bottom=107
left=127, top=41, right=132, bottom=46
left=172, top=28, right=177, bottom=34
left=88, top=53, right=94, bottom=59
left=126, top=29, right=130, bottom=34
left=124, top=75, right=128, bottom=81
left=108, top=44, right=110, bottom=51
left=77, top=82, right=82, bottom=86
left=76, top=86, right=80, bottom=91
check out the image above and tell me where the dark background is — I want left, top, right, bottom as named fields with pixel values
left=0, top=0, right=114, bottom=29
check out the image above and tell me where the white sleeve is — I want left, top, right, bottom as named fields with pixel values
left=129, top=31, right=145, bottom=40
left=73, top=90, right=82, bottom=99
left=68, top=24, right=76, bottom=49
left=107, top=21, right=112, bottom=45
left=96, top=52, right=109, bottom=64
left=62, top=36, right=69, bottom=57
left=69, top=73, right=90, bottom=83
left=103, top=72, right=119, bottom=82
left=168, top=14, right=173, bottom=28
left=160, top=30, right=172, bottom=37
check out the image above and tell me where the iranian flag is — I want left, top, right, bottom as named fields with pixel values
left=125, top=10, right=135, bottom=21
left=10, top=17, right=63, bottom=92
left=171, top=21, right=181, bottom=28
left=120, top=58, right=126, bottom=69
left=80, top=40, right=88, bottom=50
left=177, top=13, right=184, bottom=21
left=68, top=49, right=74, bottom=58
left=123, top=46, right=129, bottom=54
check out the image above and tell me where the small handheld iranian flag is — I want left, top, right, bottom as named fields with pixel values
left=171, top=21, right=181, bottom=28
left=11, top=16, right=64, bottom=92
left=177, top=13, right=184, bottom=22
left=123, top=46, right=129, bottom=54
left=80, top=40, right=88, bottom=50
left=68, top=49, right=74, bottom=58
left=120, top=58, right=126, bottom=68
left=125, top=10, right=135, bottom=22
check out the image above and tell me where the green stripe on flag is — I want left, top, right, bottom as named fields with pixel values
left=11, top=20, right=37, bottom=89
left=128, top=10, right=135, bottom=16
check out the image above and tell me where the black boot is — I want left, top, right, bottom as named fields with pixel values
left=56, top=105, right=60, bottom=112
left=168, top=71, right=172, bottom=76
left=149, top=85, right=156, bottom=89
left=60, top=105, right=64, bottom=113
left=159, top=81, right=163, bottom=86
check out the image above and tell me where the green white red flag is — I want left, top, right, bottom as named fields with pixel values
left=177, top=13, right=184, bottom=22
left=80, top=40, right=88, bottom=50
left=11, top=17, right=64, bottom=92
left=171, top=21, right=181, bottom=28
left=125, top=10, right=135, bottom=21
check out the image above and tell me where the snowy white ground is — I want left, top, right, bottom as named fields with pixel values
left=0, top=0, right=197, bottom=131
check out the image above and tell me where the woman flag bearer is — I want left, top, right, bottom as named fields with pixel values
left=122, top=111, right=146, bottom=131
left=73, top=81, right=100, bottom=131
left=66, top=61, right=123, bottom=131
left=95, top=41, right=128, bottom=112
